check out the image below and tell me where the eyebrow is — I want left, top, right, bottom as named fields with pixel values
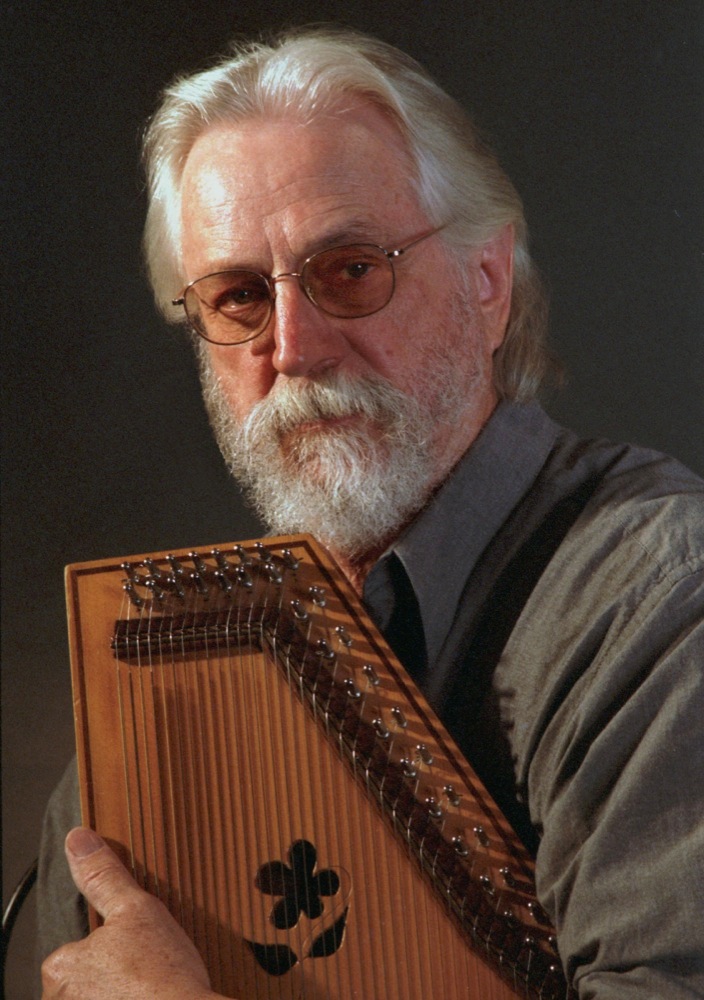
left=202, top=222, right=389, bottom=278
left=301, top=220, right=381, bottom=260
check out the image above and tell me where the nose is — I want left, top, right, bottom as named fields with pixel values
left=269, top=275, right=348, bottom=378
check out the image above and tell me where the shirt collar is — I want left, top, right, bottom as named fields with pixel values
left=388, top=400, right=561, bottom=666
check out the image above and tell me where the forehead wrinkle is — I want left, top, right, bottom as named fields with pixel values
left=200, top=203, right=395, bottom=277
left=180, top=111, right=427, bottom=280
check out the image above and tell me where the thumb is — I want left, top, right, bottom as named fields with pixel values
left=65, top=827, right=142, bottom=922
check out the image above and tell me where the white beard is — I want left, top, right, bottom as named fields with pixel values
left=199, top=292, right=487, bottom=560
left=201, top=367, right=438, bottom=558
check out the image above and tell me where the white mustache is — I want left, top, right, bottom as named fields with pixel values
left=243, top=373, right=410, bottom=439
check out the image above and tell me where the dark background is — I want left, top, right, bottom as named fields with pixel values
left=3, top=2, right=702, bottom=996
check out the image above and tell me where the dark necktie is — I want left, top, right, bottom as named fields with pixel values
left=363, top=552, right=428, bottom=685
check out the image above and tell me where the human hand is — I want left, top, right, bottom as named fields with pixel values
left=41, top=827, right=221, bottom=999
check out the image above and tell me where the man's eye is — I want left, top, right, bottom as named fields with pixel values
left=218, top=288, right=253, bottom=308
left=214, top=282, right=268, bottom=313
left=344, top=261, right=374, bottom=280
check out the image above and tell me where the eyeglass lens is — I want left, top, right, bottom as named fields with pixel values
left=184, top=243, right=395, bottom=345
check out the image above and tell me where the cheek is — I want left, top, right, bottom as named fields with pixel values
left=347, top=301, right=429, bottom=390
left=355, top=306, right=443, bottom=397
left=205, top=347, right=277, bottom=422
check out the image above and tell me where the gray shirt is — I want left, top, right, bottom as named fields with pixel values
left=364, top=400, right=704, bottom=997
left=37, top=401, right=704, bottom=998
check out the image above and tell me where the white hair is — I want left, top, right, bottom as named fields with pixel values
left=143, top=26, right=551, bottom=399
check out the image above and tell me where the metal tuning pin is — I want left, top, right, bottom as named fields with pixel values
left=443, top=784, right=461, bottom=808
left=372, top=717, right=390, bottom=740
left=232, top=545, right=252, bottom=566
left=122, top=581, right=145, bottom=609
left=145, top=577, right=167, bottom=604
left=500, top=866, right=517, bottom=889
left=479, top=875, right=495, bottom=896
left=211, top=548, right=231, bottom=571
left=281, top=548, right=299, bottom=570
left=142, top=558, right=167, bottom=581
left=400, top=757, right=417, bottom=780
left=290, top=599, right=309, bottom=621
left=190, top=572, right=209, bottom=597
left=254, top=541, right=272, bottom=560
left=188, top=552, right=211, bottom=578
left=232, top=566, right=253, bottom=589
left=166, top=555, right=185, bottom=578
left=452, top=834, right=469, bottom=857
left=263, top=561, right=284, bottom=584
left=121, top=562, right=146, bottom=587
left=308, top=585, right=327, bottom=607
left=335, top=625, right=352, bottom=647
left=415, top=744, right=434, bottom=767
left=214, top=570, right=233, bottom=594
left=343, top=677, right=361, bottom=700
left=424, top=796, right=443, bottom=820
left=391, top=706, right=408, bottom=728
left=362, top=664, right=380, bottom=686
left=518, top=936, right=537, bottom=967
left=527, top=901, right=550, bottom=925
left=315, top=639, right=336, bottom=661
left=473, top=825, right=490, bottom=848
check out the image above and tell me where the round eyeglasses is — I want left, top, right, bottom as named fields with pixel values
left=172, top=226, right=445, bottom=345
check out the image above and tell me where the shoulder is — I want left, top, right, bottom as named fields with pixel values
left=489, top=433, right=703, bottom=713
left=504, top=433, right=704, bottom=715
left=531, top=431, right=704, bottom=600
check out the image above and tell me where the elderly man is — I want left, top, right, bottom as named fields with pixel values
left=39, top=27, right=703, bottom=999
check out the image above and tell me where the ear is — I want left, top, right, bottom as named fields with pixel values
left=475, top=223, right=514, bottom=353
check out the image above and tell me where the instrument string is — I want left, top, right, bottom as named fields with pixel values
left=144, top=588, right=169, bottom=899
left=232, top=590, right=271, bottom=997
left=128, top=594, right=150, bottom=895
left=325, top=595, right=393, bottom=998
left=180, top=586, right=213, bottom=978
left=383, top=678, right=434, bottom=996
left=264, top=566, right=302, bottom=994
left=218, top=586, right=244, bottom=996
left=365, top=682, right=411, bottom=1000
left=444, top=796, right=473, bottom=999
left=115, top=590, right=137, bottom=883
left=268, top=565, right=308, bottom=997
left=416, top=729, right=456, bottom=995
left=394, top=708, right=429, bottom=997
left=416, top=762, right=444, bottom=997
left=286, top=570, right=337, bottom=999
left=195, top=594, right=229, bottom=987
left=336, top=633, right=393, bottom=999
left=244, top=566, right=281, bottom=994
left=204, top=588, right=238, bottom=990
left=336, top=620, right=405, bottom=996
left=158, top=590, right=187, bottom=933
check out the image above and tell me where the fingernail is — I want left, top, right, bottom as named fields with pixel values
left=67, top=827, right=104, bottom=858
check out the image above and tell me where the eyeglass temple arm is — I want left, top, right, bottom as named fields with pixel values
left=388, top=223, right=447, bottom=259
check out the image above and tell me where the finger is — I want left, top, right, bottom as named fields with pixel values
left=64, top=827, right=143, bottom=922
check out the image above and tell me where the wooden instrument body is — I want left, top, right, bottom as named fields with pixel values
left=66, top=535, right=568, bottom=999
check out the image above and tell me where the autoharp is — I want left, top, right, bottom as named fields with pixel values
left=66, top=534, right=571, bottom=999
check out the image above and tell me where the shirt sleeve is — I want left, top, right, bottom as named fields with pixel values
left=506, top=511, right=704, bottom=998
left=35, top=757, right=88, bottom=982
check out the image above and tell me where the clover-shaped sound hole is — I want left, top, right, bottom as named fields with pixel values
left=246, top=839, right=349, bottom=977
